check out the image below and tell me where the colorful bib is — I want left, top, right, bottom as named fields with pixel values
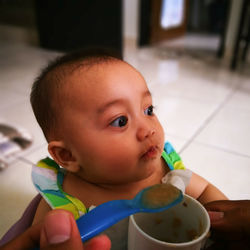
left=32, top=141, right=185, bottom=220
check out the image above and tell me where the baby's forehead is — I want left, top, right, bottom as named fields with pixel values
left=64, top=59, right=136, bottom=85
left=59, top=60, right=147, bottom=101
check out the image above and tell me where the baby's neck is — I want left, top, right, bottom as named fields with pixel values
left=95, top=161, right=167, bottom=196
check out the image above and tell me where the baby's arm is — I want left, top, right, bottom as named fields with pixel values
left=185, top=172, right=228, bottom=204
left=32, top=198, right=51, bottom=225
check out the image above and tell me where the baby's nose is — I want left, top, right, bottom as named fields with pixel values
left=136, top=125, right=155, bottom=141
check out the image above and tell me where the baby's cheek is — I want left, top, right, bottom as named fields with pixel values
left=105, top=152, right=135, bottom=173
left=157, top=123, right=165, bottom=146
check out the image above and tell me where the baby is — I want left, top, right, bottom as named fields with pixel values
left=30, top=48, right=227, bottom=247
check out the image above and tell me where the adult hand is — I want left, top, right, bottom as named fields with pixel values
left=0, top=209, right=111, bottom=250
left=204, top=200, right=250, bottom=250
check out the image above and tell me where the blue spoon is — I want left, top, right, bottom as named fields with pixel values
left=76, top=183, right=183, bottom=242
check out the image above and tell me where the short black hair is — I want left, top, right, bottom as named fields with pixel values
left=30, top=48, right=123, bottom=141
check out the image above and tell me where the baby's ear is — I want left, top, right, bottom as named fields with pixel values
left=48, top=141, right=80, bottom=173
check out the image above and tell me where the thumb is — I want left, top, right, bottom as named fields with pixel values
left=40, top=210, right=83, bottom=250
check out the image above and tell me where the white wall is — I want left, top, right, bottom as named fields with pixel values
left=123, top=0, right=139, bottom=40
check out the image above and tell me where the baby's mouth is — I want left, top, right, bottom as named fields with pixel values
left=141, top=146, right=158, bottom=160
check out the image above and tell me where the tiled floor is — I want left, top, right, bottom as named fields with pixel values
left=0, top=25, right=250, bottom=238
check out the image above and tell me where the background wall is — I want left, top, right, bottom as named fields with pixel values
left=123, top=0, right=139, bottom=41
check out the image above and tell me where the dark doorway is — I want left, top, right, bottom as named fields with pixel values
left=139, top=0, right=231, bottom=59
left=35, top=0, right=123, bottom=55
left=139, top=0, right=188, bottom=46
left=0, top=0, right=123, bottom=56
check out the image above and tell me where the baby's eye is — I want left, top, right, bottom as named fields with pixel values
left=144, top=105, right=154, bottom=116
left=110, top=116, right=128, bottom=127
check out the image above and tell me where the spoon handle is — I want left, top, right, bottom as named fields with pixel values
left=77, top=199, right=139, bottom=242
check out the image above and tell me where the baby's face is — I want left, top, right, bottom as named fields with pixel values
left=60, top=61, right=165, bottom=184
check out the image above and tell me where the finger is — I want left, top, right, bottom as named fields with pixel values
left=204, top=200, right=239, bottom=212
left=1, top=223, right=41, bottom=250
left=205, top=200, right=250, bottom=213
left=84, top=235, right=111, bottom=250
left=40, top=210, right=83, bottom=250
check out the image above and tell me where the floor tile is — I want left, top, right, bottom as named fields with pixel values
left=194, top=103, right=250, bottom=157
left=225, top=80, right=250, bottom=112
left=0, top=98, right=46, bottom=159
left=0, top=89, right=26, bottom=111
left=0, top=42, right=60, bottom=95
left=163, top=134, right=188, bottom=153
left=155, top=96, right=218, bottom=140
left=20, top=143, right=49, bottom=165
left=154, top=74, right=237, bottom=104
left=157, top=33, right=220, bottom=51
left=180, top=142, right=250, bottom=200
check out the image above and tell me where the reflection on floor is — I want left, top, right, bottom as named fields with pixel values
left=0, top=25, right=250, bottom=238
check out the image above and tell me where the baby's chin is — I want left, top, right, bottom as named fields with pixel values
left=139, top=162, right=161, bottom=180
